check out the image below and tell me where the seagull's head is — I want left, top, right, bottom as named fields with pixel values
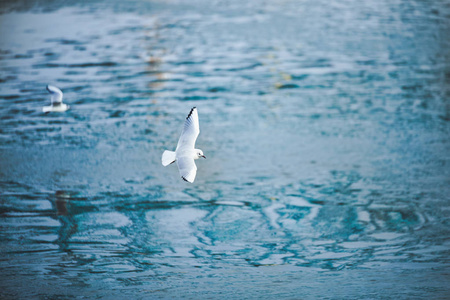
left=195, top=149, right=206, bottom=159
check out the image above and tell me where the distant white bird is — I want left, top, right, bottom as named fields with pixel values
left=162, top=107, right=206, bottom=183
left=43, top=85, right=69, bottom=113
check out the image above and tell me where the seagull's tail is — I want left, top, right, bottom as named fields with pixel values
left=162, top=150, right=176, bottom=166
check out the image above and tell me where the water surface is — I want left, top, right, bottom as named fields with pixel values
left=1, top=0, right=449, bottom=298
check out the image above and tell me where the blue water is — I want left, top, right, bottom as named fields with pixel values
left=1, top=0, right=449, bottom=298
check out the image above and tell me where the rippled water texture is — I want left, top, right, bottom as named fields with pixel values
left=1, top=0, right=449, bottom=298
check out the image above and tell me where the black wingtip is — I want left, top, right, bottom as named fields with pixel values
left=182, top=176, right=190, bottom=182
left=46, top=85, right=51, bottom=92
left=186, top=107, right=196, bottom=119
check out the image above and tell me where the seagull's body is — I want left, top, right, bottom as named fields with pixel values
left=162, top=107, right=205, bottom=183
left=43, top=85, right=69, bottom=113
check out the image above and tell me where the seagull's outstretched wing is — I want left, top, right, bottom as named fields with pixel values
left=177, top=156, right=197, bottom=183
left=176, top=107, right=199, bottom=151
left=46, top=85, right=63, bottom=104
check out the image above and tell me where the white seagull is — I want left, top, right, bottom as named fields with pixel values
left=43, top=85, right=69, bottom=113
left=162, top=107, right=206, bottom=183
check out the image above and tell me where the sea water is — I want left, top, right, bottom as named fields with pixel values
left=0, top=0, right=449, bottom=298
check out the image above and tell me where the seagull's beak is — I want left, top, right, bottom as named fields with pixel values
left=201, top=155, right=206, bottom=159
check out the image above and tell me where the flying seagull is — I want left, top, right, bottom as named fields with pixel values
left=43, top=85, right=69, bottom=113
left=162, top=107, right=206, bottom=183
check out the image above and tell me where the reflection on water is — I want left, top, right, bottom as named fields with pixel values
left=0, top=0, right=449, bottom=298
